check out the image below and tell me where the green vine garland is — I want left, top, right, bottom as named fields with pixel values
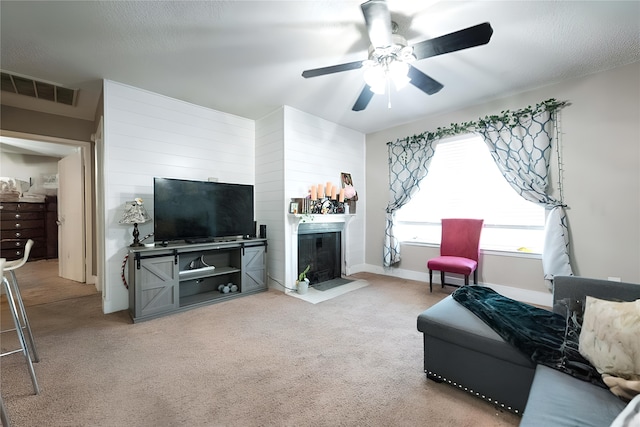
left=389, top=98, right=568, bottom=146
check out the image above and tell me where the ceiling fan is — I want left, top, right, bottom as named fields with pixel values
left=301, top=0, right=493, bottom=111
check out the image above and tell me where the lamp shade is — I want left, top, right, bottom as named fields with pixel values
left=119, top=199, right=151, bottom=225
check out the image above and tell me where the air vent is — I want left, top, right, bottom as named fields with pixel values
left=1, top=71, right=77, bottom=106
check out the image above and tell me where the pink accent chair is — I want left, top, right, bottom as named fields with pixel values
left=427, top=218, right=484, bottom=292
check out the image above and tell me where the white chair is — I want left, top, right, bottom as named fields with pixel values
left=1, top=239, right=40, bottom=362
left=1, top=257, right=39, bottom=395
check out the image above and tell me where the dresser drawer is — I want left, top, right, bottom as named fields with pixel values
left=1, top=247, right=46, bottom=261
left=0, top=228, right=46, bottom=239
left=0, top=202, right=45, bottom=213
left=0, top=219, right=45, bottom=230
left=0, top=239, right=46, bottom=261
left=1, top=247, right=25, bottom=261
left=1, top=201, right=52, bottom=262
left=1, top=211, right=44, bottom=221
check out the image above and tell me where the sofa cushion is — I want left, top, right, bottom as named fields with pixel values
left=520, top=365, right=628, bottom=427
left=417, top=295, right=534, bottom=368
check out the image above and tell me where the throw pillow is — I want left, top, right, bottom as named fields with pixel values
left=579, top=297, right=640, bottom=382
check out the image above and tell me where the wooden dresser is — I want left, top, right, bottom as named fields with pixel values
left=0, top=199, right=57, bottom=261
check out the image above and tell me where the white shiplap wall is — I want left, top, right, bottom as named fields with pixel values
left=255, top=107, right=286, bottom=291
left=256, top=105, right=366, bottom=291
left=102, top=80, right=255, bottom=313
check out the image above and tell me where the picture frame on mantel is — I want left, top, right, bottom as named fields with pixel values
left=290, top=202, right=299, bottom=214
left=341, top=172, right=358, bottom=202
left=341, top=172, right=353, bottom=188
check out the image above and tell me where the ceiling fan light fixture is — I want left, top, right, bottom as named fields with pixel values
left=389, top=61, right=410, bottom=89
left=364, top=59, right=411, bottom=94
left=364, top=64, right=387, bottom=94
left=399, top=45, right=416, bottom=62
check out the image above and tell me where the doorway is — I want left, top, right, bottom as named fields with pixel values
left=0, top=131, right=96, bottom=297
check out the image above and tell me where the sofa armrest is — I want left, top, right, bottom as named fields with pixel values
left=552, top=276, right=640, bottom=315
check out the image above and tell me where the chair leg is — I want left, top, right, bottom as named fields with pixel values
left=0, top=394, right=10, bottom=427
left=8, top=271, right=39, bottom=362
left=440, top=271, right=445, bottom=289
left=464, top=275, right=469, bottom=286
left=428, top=269, right=433, bottom=293
left=473, top=270, right=478, bottom=284
left=2, top=277, right=39, bottom=395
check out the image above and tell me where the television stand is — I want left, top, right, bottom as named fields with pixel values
left=128, top=238, right=267, bottom=322
left=185, top=237, right=215, bottom=244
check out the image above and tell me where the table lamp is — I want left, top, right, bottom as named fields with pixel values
left=119, top=198, right=151, bottom=247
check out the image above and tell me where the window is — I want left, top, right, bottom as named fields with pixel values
left=394, top=134, right=545, bottom=253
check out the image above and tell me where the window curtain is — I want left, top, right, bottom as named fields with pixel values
left=383, top=135, right=439, bottom=267
left=475, top=101, right=572, bottom=290
left=385, top=99, right=571, bottom=290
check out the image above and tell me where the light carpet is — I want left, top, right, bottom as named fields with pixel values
left=1, top=271, right=520, bottom=427
left=287, top=279, right=369, bottom=304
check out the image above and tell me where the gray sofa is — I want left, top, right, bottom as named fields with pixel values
left=417, top=276, right=640, bottom=425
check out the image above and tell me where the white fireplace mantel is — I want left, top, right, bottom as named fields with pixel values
left=288, top=213, right=354, bottom=232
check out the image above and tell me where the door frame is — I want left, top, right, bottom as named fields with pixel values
left=0, top=130, right=96, bottom=288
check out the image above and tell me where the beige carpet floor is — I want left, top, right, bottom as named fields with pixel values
left=1, top=270, right=520, bottom=427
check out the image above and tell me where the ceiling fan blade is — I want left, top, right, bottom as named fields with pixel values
left=302, top=60, right=364, bottom=78
left=352, top=85, right=375, bottom=111
left=361, top=0, right=393, bottom=49
left=408, top=65, right=444, bottom=95
left=411, top=22, right=493, bottom=61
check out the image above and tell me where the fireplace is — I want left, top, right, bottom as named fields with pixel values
left=298, top=222, right=342, bottom=285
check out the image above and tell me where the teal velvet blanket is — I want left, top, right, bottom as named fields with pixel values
left=452, top=285, right=605, bottom=388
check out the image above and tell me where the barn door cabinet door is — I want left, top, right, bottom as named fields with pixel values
left=129, top=254, right=179, bottom=320
left=241, top=245, right=267, bottom=293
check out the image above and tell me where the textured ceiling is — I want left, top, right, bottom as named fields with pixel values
left=1, top=1, right=639, bottom=135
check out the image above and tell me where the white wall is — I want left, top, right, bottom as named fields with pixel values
left=255, top=108, right=286, bottom=289
left=364, top=62, right=640, bottom=303
left=0, top=153, right=58, bottom=185
left=102, top=80, right=255, bottom=313
left=256, top=106, right=366, bottom=291
left=100, top=62, right=638, bottom=313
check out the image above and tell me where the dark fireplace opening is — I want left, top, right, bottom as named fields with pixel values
left=298, top=224, right=341, bottom=285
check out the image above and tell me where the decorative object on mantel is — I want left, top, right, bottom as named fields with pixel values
left=297, top=265, right=311, bottom=295
left=119, top=198, right=152, bottom=247
left=292, top=196, right=346, bottom=215
left=290, top=174, right=358, bottom=215
left=341, top=172, right=358, bottom=213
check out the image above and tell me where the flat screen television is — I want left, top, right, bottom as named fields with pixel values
left=154, top=178, right=255, bottom=243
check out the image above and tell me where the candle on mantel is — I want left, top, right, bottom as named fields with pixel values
left=318, top=183, right=325, bottom=199
left=310, top=185, right=317, bottom=201
left=339, top=188, right=345, bottom=203
left=331, top=185, right=337, bottom=200
left=326, top=182, right=332, bottom=199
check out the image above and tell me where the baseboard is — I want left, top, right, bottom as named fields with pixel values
left=360, top=264, right=553, bottom=308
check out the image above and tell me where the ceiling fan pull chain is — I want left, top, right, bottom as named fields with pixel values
left=387, top=78, right=392, bottom=109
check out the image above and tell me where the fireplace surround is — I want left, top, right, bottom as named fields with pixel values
left=287, top=214, right=353, bottom=290
left=298, top=222, right=342, bottom=285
